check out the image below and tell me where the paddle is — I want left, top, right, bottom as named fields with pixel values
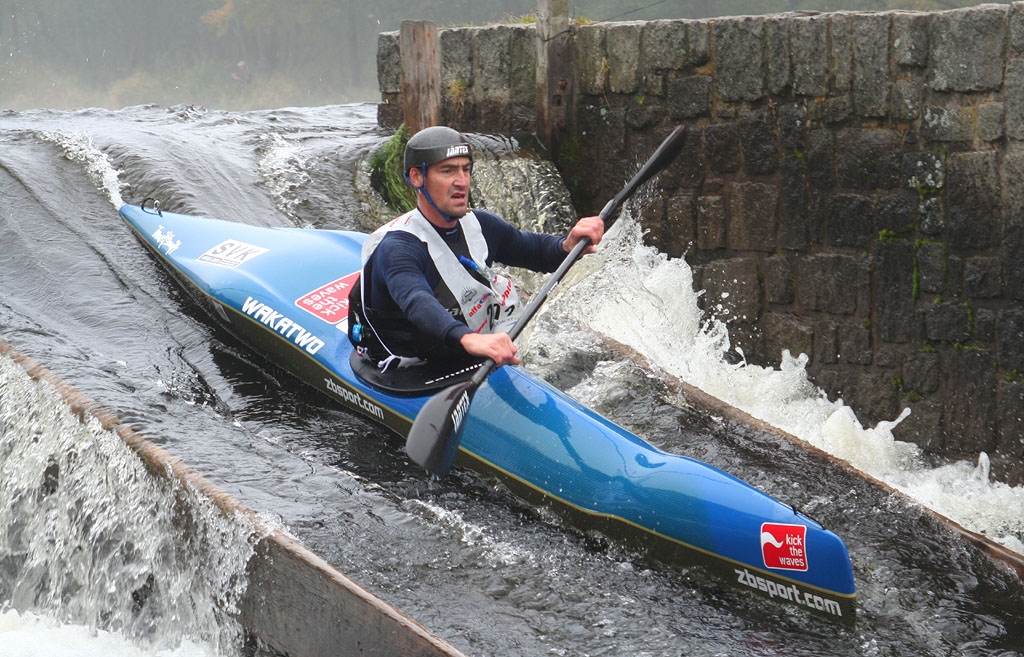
left=405, top=124, right=688, bottom=476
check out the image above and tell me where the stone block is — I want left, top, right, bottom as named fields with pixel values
left=777, top=102, right=808, bottom=153
left=946, top=152, right=1001, bottom=250
left=852, top=14, right=891, bottom=117
left=924, top=302, right=971, bottom=343
left=903, top=350, right=940, bottom=394
left=739, top=109, right=779, bottom=176
left=765, top=16, right=792, bottom=95
left=942, top=348, right=997, bottom=454
left=688, top=19, right=711, bottom=66
left=607, top=22, right=643, bottom=94
left=376, top=32, right=402, bottom=94
left=796, top=254, right=863, bottom=315
left=855, top=369, right=899, bottom=425
left=728, top=182, right=779, bottom=252
left=806, top=129, right=835, bottom=189
left=893, top=12, right=930, bottom=67
left=823, top=193, right=873, bottom=248
left=791, top=15, right=829, bottom=97
left=474, top=26, right=513, bottom=103
left=576, top=24, right=607, bottom=96
left=700, top=257, right=761, bottom=322
left=997, top=308, right=1024, bottom=372
left=779, top=156, right=809, bottom=250
left=974, top=308, right=996, bottom=343
left=997, top=380, right=1024, bottom=456
left=1002, top=146, right=1024, bottom=228
left=696, top=195, right=726, bottom=250
left=813, top=320, right=838, bottom=365
left=440, top=28, right=474, bottom=92
left=831, top=13, right=854, bottom=92
left=667, top=75, right=711, bottom=119
left=1005, top=58, right=1024, bottom=139
left=946, top=255, right=964, bottom=298
left=704, top=123, right=741, bottom=173
left=641, top=20, right=688, bottom=71
left=895, top=398, right=944, bottom=453
left=713, top=16, right=766, bottom=102
left=1011, top=3, right=1024, bottom=54
left=1006, top=224, right=1024, bottom=302
left=929, top=5, right=1007, bottom=92
left=836, top=129, right=901, bottom=190
left=902, top=150, right=945, bottom=193
left=762, top=255, right=794, bottom=305
left=918, top=196, right=944, bottom=236
left=921, top=105, right=973, bottom=142
left=764, top=313, right=813, bottom=363
left=508, top=27, right=536, bottom=106
left=963, top=256, right=1002, bottom=299
left=977, top=102, right=1005, bottom=142
left=376, top=101, right=402, bottom=129
left=916, top=241, right=946, bottom=295
left=875, top=192, right=916, bottom=236
left=891, top=78, right=922, bottom=121
left=838, top=323, right=872, bottom=365
left=873, top=241, right=920, bottom=342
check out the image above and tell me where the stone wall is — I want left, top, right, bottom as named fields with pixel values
left=377, top=4, right=1024, bottom=483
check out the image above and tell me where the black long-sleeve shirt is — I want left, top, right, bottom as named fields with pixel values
left=366, top=209, right=567, bottom=353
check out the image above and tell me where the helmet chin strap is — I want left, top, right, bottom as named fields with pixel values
left=405, top=162, right=470, bottom=225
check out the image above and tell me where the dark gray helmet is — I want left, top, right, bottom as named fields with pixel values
left=404, top=126, right=472, bottom=174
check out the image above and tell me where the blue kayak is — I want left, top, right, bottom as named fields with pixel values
left=120, top=202, right=856, bottom=622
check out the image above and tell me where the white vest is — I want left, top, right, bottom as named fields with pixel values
left=361, top=209, right=523, bottom=339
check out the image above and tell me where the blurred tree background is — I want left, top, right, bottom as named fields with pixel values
left=0, top=0, right=1006, bottom=110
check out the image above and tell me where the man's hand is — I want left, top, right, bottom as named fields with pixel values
left=563, top=215, right=604, bottom=255
left=460, top=332, right=520, bottom=366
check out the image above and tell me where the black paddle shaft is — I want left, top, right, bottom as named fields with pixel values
left=406, top=124, right=688, bottom=476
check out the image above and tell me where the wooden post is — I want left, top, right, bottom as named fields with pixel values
left=536, top=0, right=571, bottom=153
left=400, top=20, right=441, bottom=135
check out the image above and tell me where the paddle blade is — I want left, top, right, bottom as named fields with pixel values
left=405, top=379, right=478, bottom=476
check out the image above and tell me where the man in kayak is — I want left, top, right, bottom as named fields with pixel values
left=349, top=126, right=604, bottom=370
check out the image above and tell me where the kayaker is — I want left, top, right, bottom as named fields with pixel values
left=349, top=125, right=603, bottom=370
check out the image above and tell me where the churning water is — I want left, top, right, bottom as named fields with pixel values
left=1, top=102, right=1023, bottom=656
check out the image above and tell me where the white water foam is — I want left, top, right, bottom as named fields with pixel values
left=0, top=609, right=217, bottom=657
left=256, top=132, right=310, bottom=223
left=403, top=499, right=532, bottom=568
left=546, top=214, right=1024, bottom=556
left=38, top=130, right=125, bottom=208
left=0, top=355, right=255, bottom=656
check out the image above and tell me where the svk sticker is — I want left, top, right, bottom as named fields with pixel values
left=296, top=271, right=360, bottom=325
left=197, top=239, right=269, bottom=269
left=761, top=523, right=808, bottom=571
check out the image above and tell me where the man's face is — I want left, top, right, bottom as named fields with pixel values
left=411, top=156, right=472, bottom=223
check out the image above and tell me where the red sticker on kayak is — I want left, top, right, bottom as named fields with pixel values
left=761, top=523, right=808, bottom=571
left=295, top=271, right=360, bottom=325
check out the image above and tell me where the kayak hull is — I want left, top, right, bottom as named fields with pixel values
left=120, top=203, right=856, bottom=621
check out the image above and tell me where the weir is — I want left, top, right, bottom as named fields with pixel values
left=377, top=3, right=1024, bottom=484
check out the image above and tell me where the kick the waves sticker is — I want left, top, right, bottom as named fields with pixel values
left=295, top=271, right=359, bottom=326
left=761, top=522, right=808, bottom=571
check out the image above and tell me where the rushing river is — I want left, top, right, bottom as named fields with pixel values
left=1, top=103, right=1023, bottom=656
